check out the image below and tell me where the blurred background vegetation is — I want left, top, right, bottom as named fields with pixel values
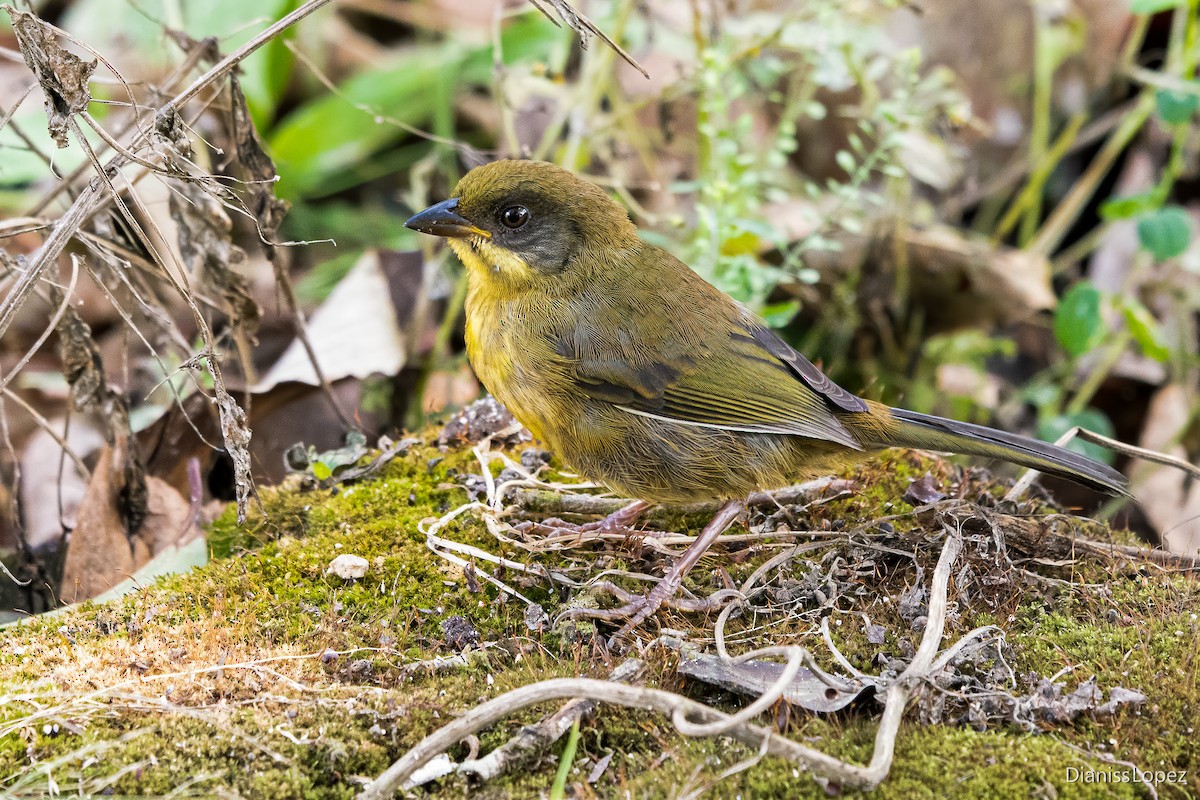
left=1, top=0, right=1198, bottom=607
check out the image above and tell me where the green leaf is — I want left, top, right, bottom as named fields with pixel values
left=1129, top=0, right=1184, bottom=12
left=1021, top=381, right=1062, bottom=412
left=1037, top=409, right=1115, bottom=465
left=549, top=719, right=581, bottom=800
left=1099, top=190, right=1158, bottom=221
left=1121, top=299, right=1171, bottom=362
left=308, top=431, right=369, bottom=481
left=267, top=15, right=560, bottom=200
left=1054, top=281, right=1105, bottom=357
left=1136, top=206, right=1193, bottom=261
left=759, top=299, right=801, bottom=327
left=1155, top=88, right=1200, bottom=125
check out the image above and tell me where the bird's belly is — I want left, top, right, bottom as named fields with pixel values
left=465, top=302, right=851, bottom=504
left=555, top=409, right=834, bottom=504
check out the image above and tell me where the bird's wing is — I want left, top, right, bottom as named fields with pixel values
left=557, top=310, right=865, bottom=450
left=743, top=323, right=868, bottom=414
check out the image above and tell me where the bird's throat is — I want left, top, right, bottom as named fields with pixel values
left=448, top=237, right=538, bottom=295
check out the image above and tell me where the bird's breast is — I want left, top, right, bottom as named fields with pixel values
left=464, top=287, right=581, bottom=446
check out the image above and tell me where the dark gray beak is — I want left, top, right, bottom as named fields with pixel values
left=404, top=198, right=489, bottom=239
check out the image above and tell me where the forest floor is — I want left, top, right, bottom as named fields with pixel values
left=2, top=406, right=1197, bottom=799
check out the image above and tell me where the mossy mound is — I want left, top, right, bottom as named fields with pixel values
left=2, top=424, right=1196, bottom=799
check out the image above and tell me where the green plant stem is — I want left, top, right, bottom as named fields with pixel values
left=549, top=719, right=581, bottom=800
left=1165, top=0, right=1198, bottom=75
left=1033, top=0, right=1197, bottom=258
left=1023, top=11, right=1056, bottom=245
left=1028, top=92, right=1154, bottom=257
left=405, top=266, right=469, bottom=431
left=1065, top=330, right=1131, bottom=417
left=492, top=6, right=521, bottom=156
left=993, top=113, right=1085, bottom=244
left=1050, top=222, right=1105, bottom=275
left=560, top=7, right=619, bottom=170
left=1117, top=14, right=1150, bottom=79
left=1154, top=0, right=1199, bottom=204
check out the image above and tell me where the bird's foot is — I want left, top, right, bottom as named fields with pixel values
left=559, top=499, right=748, bottom=645
left=514, top=499, right=653, bottom=537
left=563, top=580, right=743, bottom=617
left=561, top=580, right=742, bottom=639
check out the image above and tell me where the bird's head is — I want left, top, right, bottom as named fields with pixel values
left=405, top=160, right=636, bottom=290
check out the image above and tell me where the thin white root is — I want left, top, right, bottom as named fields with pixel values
left=358, top=531, right=966, bottom=799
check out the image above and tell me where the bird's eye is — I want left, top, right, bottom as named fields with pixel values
left=499, top=205, right=530, bottom=229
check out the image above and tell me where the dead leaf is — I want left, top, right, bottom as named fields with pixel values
left=54, top=297, right=106, bottom=415
left=7, top=6, right=96, bottom=147
left=675, top=643, right=874, bottom=713
left=212, top=380, right=255, bottom=524
left=904, top=474, right=948, bottom=505
left=18, top=418, right=104, bottom=552
left=59, top=440, right=196, bottom=603
left=229, top=73, right=289, bottom=243
left=255, top=251, right=416, bottom=392
left=1132, top=384, right=1200, bottom=554
left=168, top=177, right=259, bottom=336
left=1015, top=676, right=1146, bottom=724
left=441, top=615, right=480, bottom=652
left=438, top=396, right=528, bottom=446
left=779, top=223, right=1056, bottom=330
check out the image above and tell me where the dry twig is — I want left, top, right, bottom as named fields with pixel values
left=358, top=530, right=966, bottom=798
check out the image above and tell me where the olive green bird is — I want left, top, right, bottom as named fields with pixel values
left=406, top=159, right=1126, bottom=638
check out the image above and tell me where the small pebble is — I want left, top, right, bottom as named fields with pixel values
left=326, top=554, right=369, bottom=580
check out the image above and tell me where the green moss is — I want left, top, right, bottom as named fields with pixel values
left=1, top=430, right=1196, bottom=799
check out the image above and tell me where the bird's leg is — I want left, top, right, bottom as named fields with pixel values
left=610, top=499, right=744, bottom=639
left=562, top=499, right=745, bottom=642
left=518, top=499, right=653, bottom=536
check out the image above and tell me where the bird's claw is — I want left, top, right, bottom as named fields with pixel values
left=514, top=516, right=640, bottom=538
left=561, top=578, right=722, bottom=644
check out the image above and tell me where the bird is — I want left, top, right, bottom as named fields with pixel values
left=405, top=159, right=1127, bottom=639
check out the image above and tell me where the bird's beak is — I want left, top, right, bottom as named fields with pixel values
left=404, top=198, right=491, bottom=239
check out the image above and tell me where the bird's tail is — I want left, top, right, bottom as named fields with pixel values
left=877, top=406, right=1128, bottom=496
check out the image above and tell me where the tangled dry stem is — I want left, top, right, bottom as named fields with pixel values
left=389, top=432, right=1189, bottom=796
left=0, top=0, right=337, bottom=524
left=358, top=528, right=965, bottom=799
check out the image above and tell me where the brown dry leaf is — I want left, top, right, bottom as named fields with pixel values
left=138, top=392, right=220, bottom=498
left=438, top=396, right=528, bottom=447
left=229, top=73, right=289, bottom=243
left=52, top=292, right=153, bottom=534
left=168, top=178, right=259, bottom=336
left=675, top=644, right=873, bottom=713
left=902, top=226, right=1056, bottom=317
left=59, top=438, right=196, bottom=603
left=6, top=6, right=96, bottom=147
left=54, top=296, right=106, bottom=415
left=212, top=380, right=255, bottom=524
left=1132, top=385, right=1200, bottom=555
